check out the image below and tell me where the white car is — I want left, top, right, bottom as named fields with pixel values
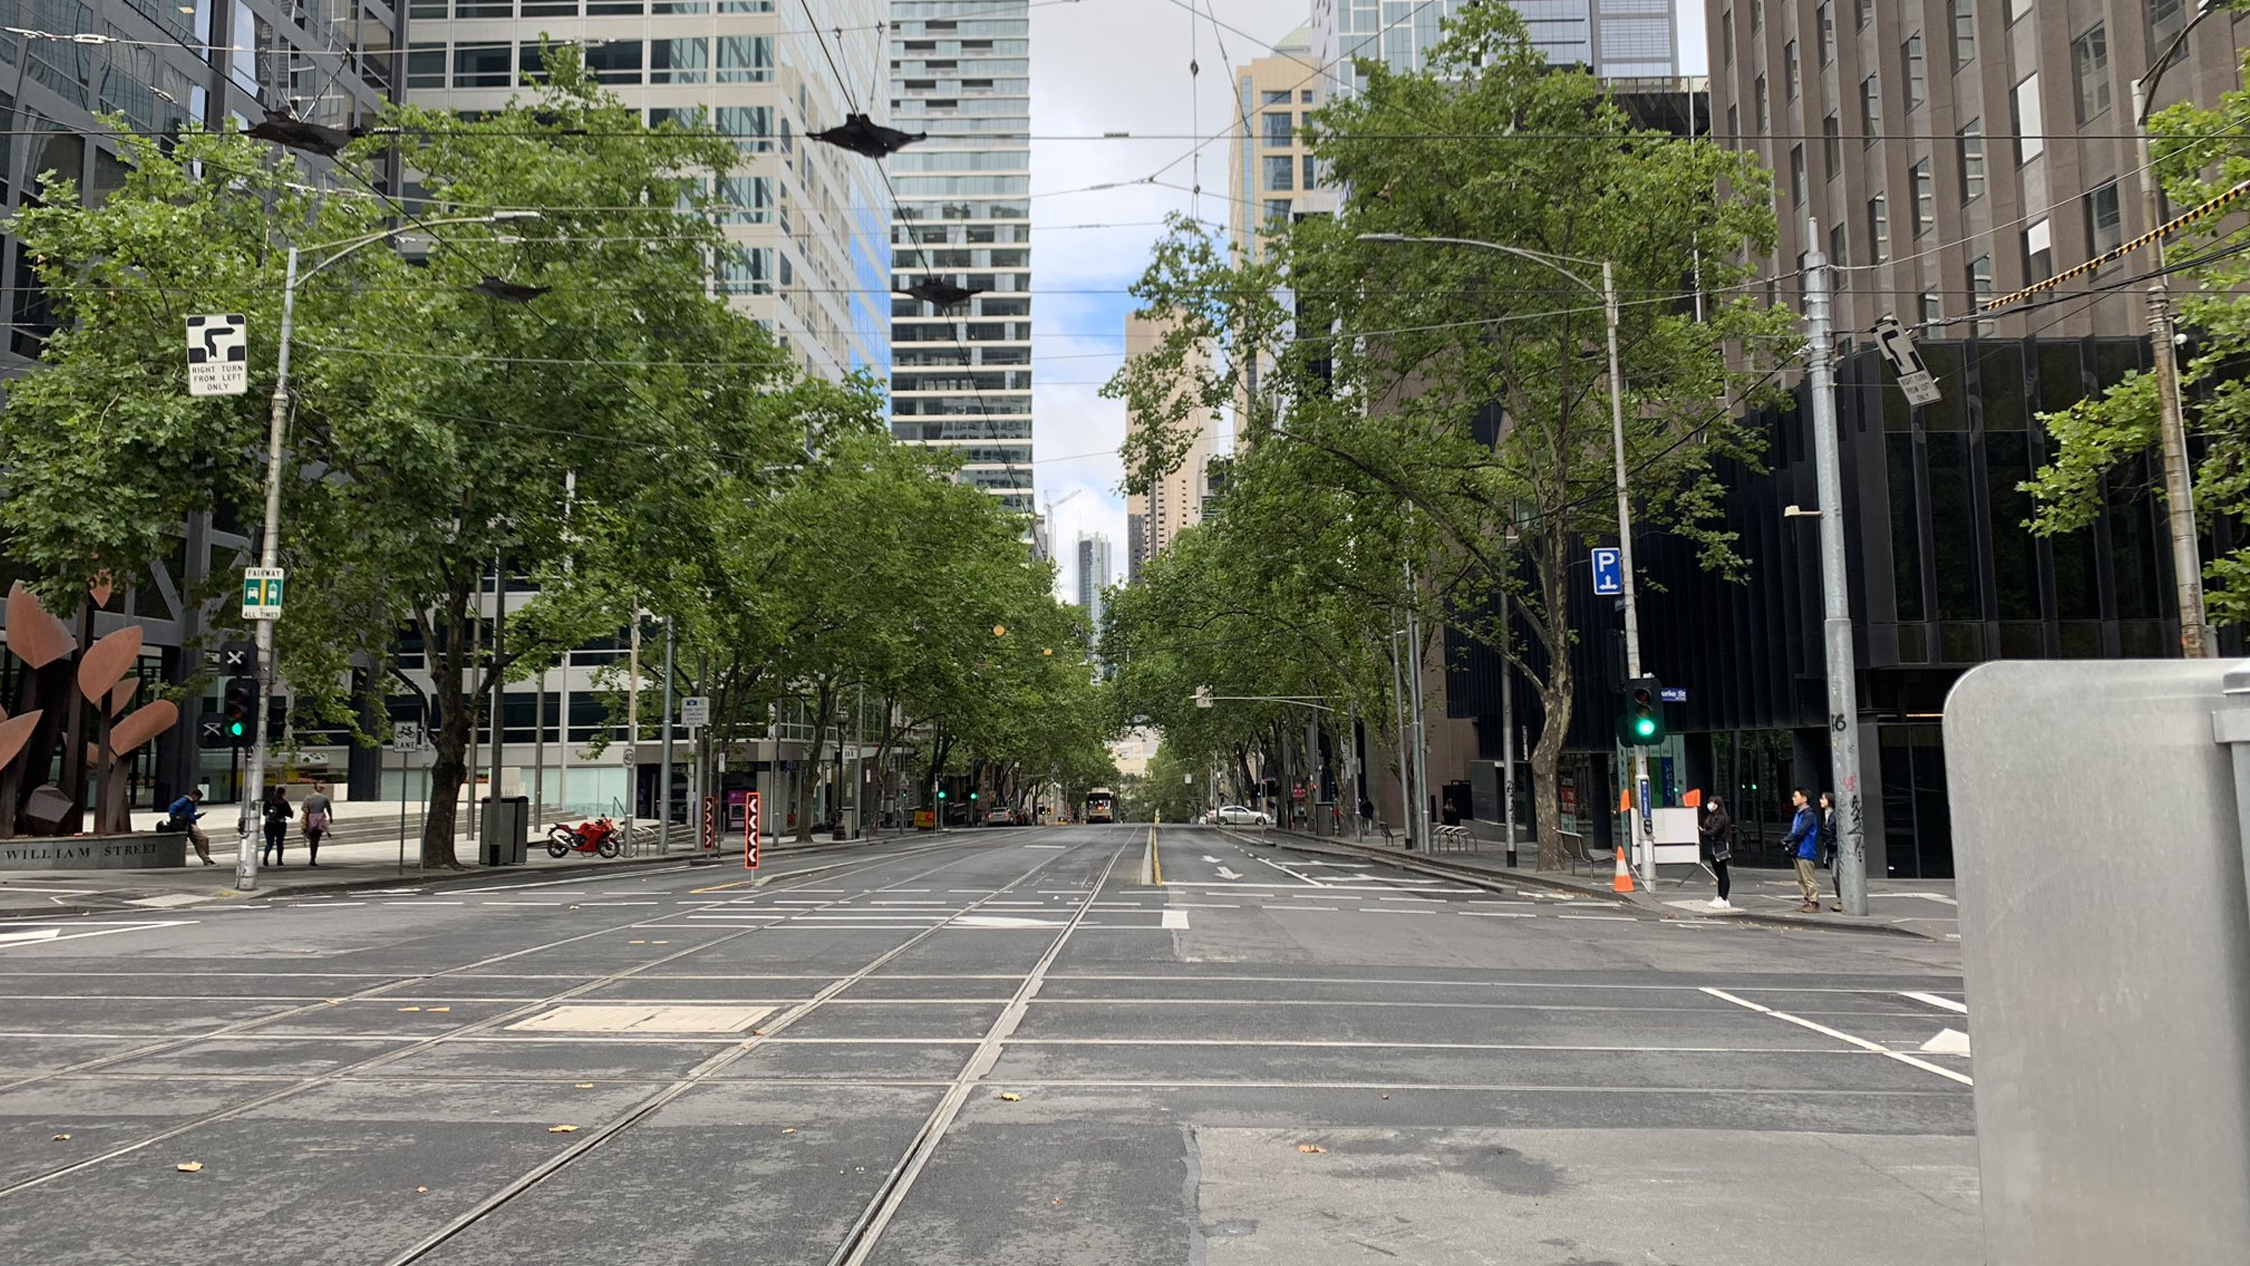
left=1213, top=804, right=1271, bottom=826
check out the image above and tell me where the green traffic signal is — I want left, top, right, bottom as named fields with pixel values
left=1633, top=716, right=1656, bottom=738
left=1622, top=675, right=1666, bottom=747
left=937, top=790, right=948, bottom=800
left=227, top=720, right=246, bottom=738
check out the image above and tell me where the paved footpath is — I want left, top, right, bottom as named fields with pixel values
left=0, top=824, right=1980, bottom=1265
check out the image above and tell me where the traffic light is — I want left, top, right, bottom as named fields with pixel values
left=221, top=677, right=257, bottom=745
left=1621, top=676, right=1665, bottom=747
left=936, top=789, right=948, bottom=800
left=969, top=790, right=979, bottom=801
left=265, top=695, right=288, bottom=744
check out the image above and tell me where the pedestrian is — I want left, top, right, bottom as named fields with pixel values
left=300, top=781, right=332, bottom=868
left=1699, top=794, right=1735, bottom=910
left=1786, top=788, right=1821, bottom=913
left=1441, top=796, right=1461, bottom=828
left=260, top=785, right=291, bottom=867
left=1818, top=790, right=1842, bottom=912
left=167, top=788, right=212, bottom=864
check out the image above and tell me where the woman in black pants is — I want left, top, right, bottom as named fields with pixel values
left=1699, top=796, right=1735, bottom=910
left=260, top=786, right=291, bottom=867
left=1819, top=791, right=1842, bottom=911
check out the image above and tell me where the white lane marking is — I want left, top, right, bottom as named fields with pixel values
left=478, top=901, right=560, bottom=907
left=1215, top=866, right=1243, bottom=880
left=0, top=920, right=196, bottom=949
left=1376, top=896, right=1442, bottom=903
left=123, top=894, right=210, bottom=909
left=1920, top=1027, right=1973, bottom=1055
left=1460, top=911, right=1536, bottom=918
left=464, top=865, right=697, bottom=893
left=1262, top=905, right=1336, bottom=912
left=1556, top=915, right=1636, bottom=922
left=1024, top=845, right=1068, bottom=850
left=953, top=914, right=1064, bottom=929
left=1183, top=881, right=1478, bottom=894
left=1900, top=990, right=1969, bottom=1014
left=1247, top=853, right=1330, bottom=886
left=1701, top=987, right=1974, bottom=1087
left=1201, top=855, right=1221, bottom=863
left=1354, top=907, right=1437, bottom=915
left=1160, top=910, right=1190, bottom=930
left=1169, top=902, right=1238, bottom=909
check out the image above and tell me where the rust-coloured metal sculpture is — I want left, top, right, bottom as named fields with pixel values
left=0, top=582, right=179, bottom=837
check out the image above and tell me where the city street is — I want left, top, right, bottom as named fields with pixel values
left=0, top=825, right=1979, bottom=1264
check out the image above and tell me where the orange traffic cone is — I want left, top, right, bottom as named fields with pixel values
left=1613, top=788, right=1636, bottom=893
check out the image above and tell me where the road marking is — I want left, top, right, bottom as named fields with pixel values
left=1024, top=844, right=1067, bottom=850
left=467, top=865, right=697, bottom=893
left=1900, top=990, right=1969, bottom=1014
left=1460, top=911, right=1535, bottom=918
left=953, top=914, right=1063, bottom=929
left=1160, top=909, right=1189, bottom=930
left=1556, top=915, right=1636, bottom=922
left=123, top=893, right=210, bottom=909
left=0, top=920, right=195, bottom=950
left=1169, top=902, right=1238, bottom=908
left=1262, top=905, right=1336, bottom=912
left=1215, top=866, right=1243, bottom=880
left=478, top=901, right=560, bottom=907
left=1919, top=1027, right=1973, bottom=1055
left=0, top=929, right=58, bottom=945
left=1355, top=906, right=1436, bottom=915
left=1701, top=987, right=1974, bottom=1086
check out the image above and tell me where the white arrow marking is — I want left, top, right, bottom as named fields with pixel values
left=1202, top=855, right=1220, bottom=863
left=1215, top=866, right=1242, bottom=880
left=1920, top=1027, right=1973, bottom=1056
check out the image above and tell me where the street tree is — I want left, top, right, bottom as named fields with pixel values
left=1109, top=7, right=1793, bottom=867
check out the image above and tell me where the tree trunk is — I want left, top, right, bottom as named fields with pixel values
left=420, top=594, right=475, bottom=869
left=793, top=680, right=838, bottom=843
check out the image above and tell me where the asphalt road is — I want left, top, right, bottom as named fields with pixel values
left=0, top=825, right=1981, bottom=1264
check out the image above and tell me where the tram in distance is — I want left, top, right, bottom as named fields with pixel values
left=1085, top=788, right=1116, bottom=824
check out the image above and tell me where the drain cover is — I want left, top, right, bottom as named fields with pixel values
left=507, top=1004, right=776, bottom=1034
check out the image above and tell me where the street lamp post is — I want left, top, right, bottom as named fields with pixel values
left=235, top=212, right=541, bottom=891
left=1358, top=233, right=1651, bottom=884
left=2131, top=0, right=2221, bottom=659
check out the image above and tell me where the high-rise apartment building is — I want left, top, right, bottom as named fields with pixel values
left=1709, top=0, right=2249, bottom=342
left=1074, top=532, right=1112, bottom=630
left=1311, top=0, right=1679, bottom=95
left=1126, top=510, right=1148, bottom=583
left=1229, top=24, right=1333, bottom=263
left=1124, top=312, right=1217, bottom=565
left=885, top=0, right=1035, bottom=515
left=403, top=0, right=890, bottom=381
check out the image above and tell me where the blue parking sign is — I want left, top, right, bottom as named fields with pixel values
left=1591, top=548, right=1622, bottom=595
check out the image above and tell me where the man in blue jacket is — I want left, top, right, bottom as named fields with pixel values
left=1786, top=788, right=1820, bottom=913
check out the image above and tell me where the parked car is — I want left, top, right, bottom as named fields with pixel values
left=1200, top=807, right=1219, bottom=825
left=984, top=806, right=1019, bottom=826
left=1214, top=804, right=1271, bottom=826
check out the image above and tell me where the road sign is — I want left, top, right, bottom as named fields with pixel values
left=241, top=568, right=285, bottom=620
left=743, top=790, right=762, bottom=870
left=1873, top=317, right=1943, bottom=406
left=681, top=696, right=710, bottom=727
left=1660, top=686, right=1688, bottom=703
left=700, top=794, right=717, bottom=851
left=195, top=716, right=231, bottom=749
left=1591, top=547, right=1623, bottom=596
left=186, top=314, right=248, bottom=397
left=217, top=639, right=258, bottom=674
left=387, top=723, right=428, bottom=754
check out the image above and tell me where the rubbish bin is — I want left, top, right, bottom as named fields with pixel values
left=832, top=808, right=857, bottom=841
left=479, top=795, right=529, bottom=866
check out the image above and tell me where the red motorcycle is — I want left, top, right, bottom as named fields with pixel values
left=546, top=817, right=620, bottom=859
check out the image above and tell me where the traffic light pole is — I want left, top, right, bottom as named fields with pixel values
left=1804, top=221, right=1868, bottom=916
left=1602, top=262, right=1654, bottom=891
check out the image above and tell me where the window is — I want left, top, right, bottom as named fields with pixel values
left=1262, top=89, right=1290, bottom=104
left=1861, top=75, right=1880, bottom=140
left=1722, top=8, right=1734, bottom=63
left=2025, top=218, right=2053, bottom=280
left=1921, top=291, right=1942, bottom=325
left=1912, top=159, right=1935, bottom=234
left=1302, top=154, right=1317, bottom=189
left=1857, top=0, right=1873, bottom=28
left=717, top=34, right=773, bottom=82
left=2014, top=73, right=2044, bottom=163
left=1262, top=111, right=1292, bottom=147
left=1903, top=34, right=1925, bottom=108
left=1301, top=89, right=1313, bottom=102
left=1263, top=154, right=1293, bottom=192
left=2151, top=0, right=2186, bottom=50
left=1751, top=0, right=1762, bottom=30
left=585, top=39, right=642, bottom=83
left=1823, top=113, right=1841, bottom=178
left=1791, top=144, right=1807, bottom=204
left=650, top=37, right=707, bottom=83
left=1959, top=118, right=1986, bottom=200
left=1951, top=0, right=1975, bottom=68
left=407, top=43, right=445, bottom=88
left=454, top=42, right=513, bottom=87
left=1755, top=74, right=1769, bottom=131
left=1869, top=194, right=1891, bottom=263
left=1817, top=1, right=1836, bottom=65
left=1968, top=253, right=1994, bottom=315
left=1727, top=103, right=1739, bottom=140
left=2073, top=24, right=2110, bottom=122
left=1264, top=198, right=1292, bottom=225
left=1830, top=222, right=1849, bottom=266
left=1785, top=40, right=1800, bottom=99
left=2084, top=179, right=2123, bottom=259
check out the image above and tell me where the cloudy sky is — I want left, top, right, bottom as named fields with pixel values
left=1024, top=0, right=1708, bottom=600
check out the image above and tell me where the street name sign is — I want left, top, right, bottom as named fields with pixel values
left=241, top=568, right=285, bottom=620
left=1590, top=547, right=1623, bottom=596
left=1659, top=686, right=1688, bottom=703
left=186, top=314, right=248, bottom=397
left=1873, top=317, right=1943, bottom=407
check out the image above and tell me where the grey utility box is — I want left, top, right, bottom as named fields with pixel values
left=1945, top=660, right=2250, bottom=1266
left=478, top=795, right=529, bottom=866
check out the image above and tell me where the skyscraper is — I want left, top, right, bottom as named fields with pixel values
left=1311, top=0, right=1679, bottom=93
left=1075, top=532, right=1112, bottom=632
left=1124, top=312, right=1216, bottom=563
left=1229, top=24, right=1332, bottom=264
left=886, top=0, right=1035, bottom=515
left=402, top=0, right=891, bottom=382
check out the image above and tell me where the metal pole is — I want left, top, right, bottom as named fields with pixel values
left=1404, top=592, right=1433, bottom=852
left=853, top=681, right=865, bottom=839
left=659, top=616, right=675, bottom=854
left=625, top=614, right=640, bottom=853
left=396, top=742, right=406, bottom=875
left=533, top=665, right=546, bottom=826
left=1804, top=219, right=1869, bottom=916
left=238, top=245, right=301, bottom=892
left=2130, top=74, right=2214, bottom=659
left=1501, top=584, right=1519, bottom=869
left=1388, top=623, right=1414, bottom=848
left=490, top=549, right=505, bottom=803
left=1605, top=260, right=1655, bottom=890
left=1307, top=707, right=1322, bottom=837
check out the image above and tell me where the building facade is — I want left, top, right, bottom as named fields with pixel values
left=1228, top=23, right=1332, bottom=264
left=1074, top=532, right=1111, bottom=630
left=402, top=0, right=890, bottom=381
left=1707, top=0, right=2250, bottom=342
left=1310, top=0, right=1679, bottom=95
left=885, top=0, right=1034, bottom=514
left=1123, top=311, right=1217, bottom=566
